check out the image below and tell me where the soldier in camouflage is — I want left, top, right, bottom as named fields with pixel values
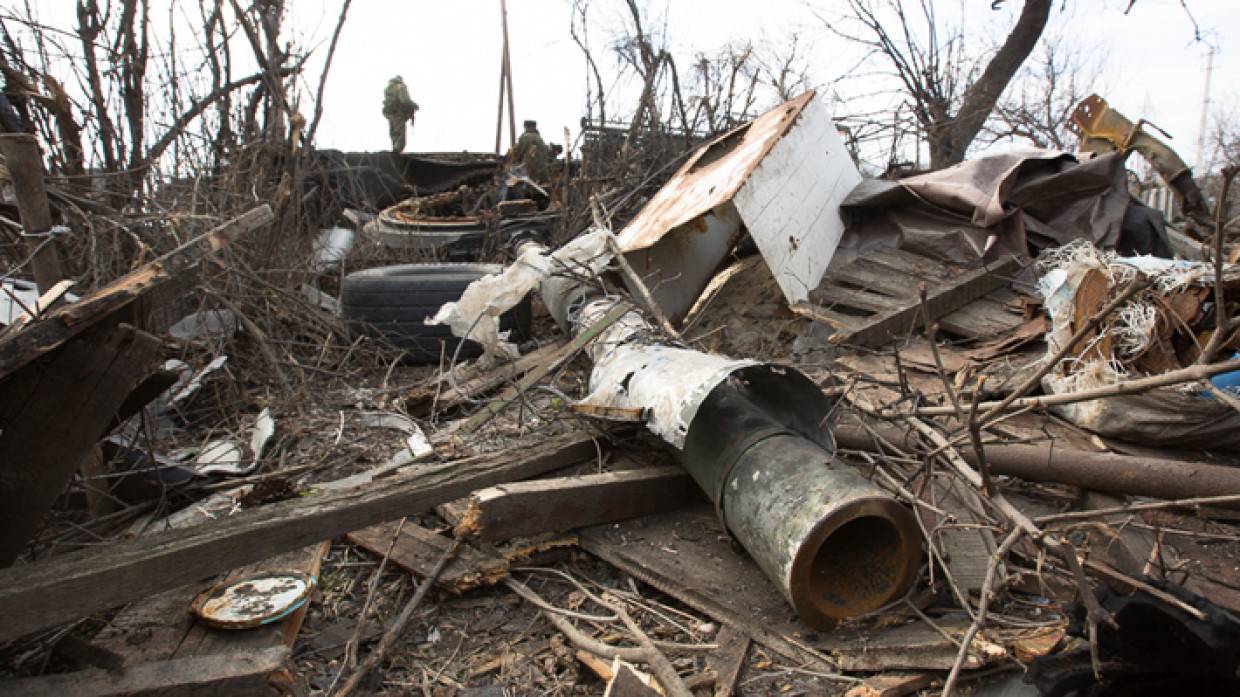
left=512, top=119, right=550, bottom=182
left=382, top=76, right=419, bottom=152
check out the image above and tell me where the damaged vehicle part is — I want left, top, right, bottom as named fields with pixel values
left=1069, top=94, right=1209, bottom=223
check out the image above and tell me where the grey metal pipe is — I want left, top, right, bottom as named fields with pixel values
left=681, top=366, right=921, bottom=628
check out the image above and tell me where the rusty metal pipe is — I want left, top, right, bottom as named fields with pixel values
left=835, top=423, right=1240, bottom=501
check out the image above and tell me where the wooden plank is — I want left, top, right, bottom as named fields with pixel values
left=825, top=261, right=917, bottom=300
left=844, top=672, right=938, bottom=697
left=579, top=506, right=998, bottom=672
left=788, top=301, right=861, bottom=331
left=0, top=430, right=602, bottom=642
left=830, top=256, right=1021, bottom=348
left=0, top=205, right=273, bottom=380
left=457, top=466, right=699, bottom=543
left=863, top=246, right=957, bottom=281
left=458, top=302, right=632, bottom=434
left=810, top=285, right=903, bottom=314
left=706, top=626, right=749, bottom=697
left=347, top=520, right=508, bottom=593
left=0, top=322, right=163, bottom=566
left=938, top=297, right=1023, bottom=339
left=0, top=646, right=290, bottom=697
left=404, top=340, right=566, bottom=416
left=87, top=542, right=328, bottom=695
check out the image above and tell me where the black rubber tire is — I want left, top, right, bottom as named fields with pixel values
left=341, top=263, right=531, bottom=363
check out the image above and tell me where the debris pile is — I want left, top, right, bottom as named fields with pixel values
left=4, top=79, right=1240, bottom=697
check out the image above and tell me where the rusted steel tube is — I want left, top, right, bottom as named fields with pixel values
left=681, top=367, right=922, bottom=629
left=835, top=423, right=1240, bottom=500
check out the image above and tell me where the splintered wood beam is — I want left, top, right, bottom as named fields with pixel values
left=0, top=322, right=163, bottom=566
left=404, top=340, right=566, bottom=416
left=0, top=647, right=292, bottom=697
left=0, top=205, right=273, bottom=380
left=347, top=520, right=509, bottom=594
left=0, top=430, right=602, bottom=643
left=456, top=466, right=699, bottom=543
left=828, top=255, right=1021, bottom=348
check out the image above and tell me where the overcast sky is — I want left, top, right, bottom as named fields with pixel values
left=10, top=0, right=1239, bottom=172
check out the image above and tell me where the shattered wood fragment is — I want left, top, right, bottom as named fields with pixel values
left=0, top=205, right=273, bottom=380
left=457, top=466, right=698, bottom=542
left=404, top=340, right=565, bottom=415
left=0, top=322, right=163, bottom=566
left=704, top=625, right=748, bottom=697
left=604, top=658, right=665, bottom=697
left=0, top=430, right=601, bottom=642
left=829, top=256, right=1021, bottom=347
left=347, top=520, right=508, bottom=592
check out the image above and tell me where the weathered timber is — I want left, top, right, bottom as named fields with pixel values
left=829, top=256, right=1021, bottom=347
left=579, top=505, right=998, bottom=672
left=71, top=542, right=329, bottom=696
left=705, top=626, right=749, bottom=697
left=405, top=340, right=565, bottom=416
left=458, top=302, right=632, bottom=434
left=0, top=430, right=601, bottom=642
left=844, top=672, right=939, bottom=697
left=0, top=323, right=163, bottom=566
left=347, top=520, right=508, bottom=593
left=835, top=422, right=1240, bottom=500
left=457, top=466, right=699, bottom=543
left=0, top=205, right=273, bottom=380
left=0, top=134, right=63, bottom=292
left=0, top=647, right=290, bottom=697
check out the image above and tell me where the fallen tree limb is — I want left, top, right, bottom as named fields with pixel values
left=0, top=430, right=601, bottom=642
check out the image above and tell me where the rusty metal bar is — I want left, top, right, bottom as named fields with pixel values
left=835, top=423, right=1240, bottom=501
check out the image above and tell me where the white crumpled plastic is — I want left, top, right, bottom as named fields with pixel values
left=427, top=228, right=614, bottom=362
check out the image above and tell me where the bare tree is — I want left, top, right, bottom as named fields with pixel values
left=983, top=36, right=1099, bottom=151
left=824, top=0, right=1052, bottom=169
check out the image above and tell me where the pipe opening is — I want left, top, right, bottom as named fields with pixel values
left=806, top=515, right=907, bottom=620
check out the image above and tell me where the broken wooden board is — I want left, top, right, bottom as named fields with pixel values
left=706, top=625, right=749, bottom=697
left=579, top=505, right=1002, bottom=672
left=0, top=205, right=273, bottom=380
left=0, top=322, right=163, bottom=566
left=456, top=466, right=700, bottom=543
left=4, top=542, right=329, bottom=696
left=347, top=520, right=508, bottom=593
left=0, top=647, right=291, bottom=697
left=404, top=340, right=566, bottom=416
left=808, top=247, right=1024, bottom=345
left=0, top=430, right=602, bottom=642
left=827, top=255, right=1022, bottom=348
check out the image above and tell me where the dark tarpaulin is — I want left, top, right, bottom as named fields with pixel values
left=835, top=150, right=1162, bottom=266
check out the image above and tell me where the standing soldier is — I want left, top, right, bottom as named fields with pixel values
left=512, top=119, right=550, bottom=182
left=382, top=75, right=419, bottom=152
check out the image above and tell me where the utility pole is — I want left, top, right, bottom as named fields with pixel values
left=0, top=134, right=63, bottom=293
left=1195, top=45, right=1215, bottom=173
left=494, top=0, right=517, bottom=154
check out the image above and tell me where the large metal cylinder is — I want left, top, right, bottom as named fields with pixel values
left=681, top=365, right=922, bottom=629
left=723, top=434, right=922, bottom=628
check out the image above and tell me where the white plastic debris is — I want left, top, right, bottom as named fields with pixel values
left=0, top=277, right=79, bottom=324
left=249, top=408, right=275, bottom=470
left=428, top=227, right=614, bottom=361
left=169, top=309, right=238, bottom=341
left=193, top=440, right=245, bottom=476
left=170, top=355, right=229, bottom=405
left=312, top=227, right=354, bottom=271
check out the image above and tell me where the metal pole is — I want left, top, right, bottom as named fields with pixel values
left=494, top=48, right=506, bottom=154
left=500, top=0, right=516, bottom=150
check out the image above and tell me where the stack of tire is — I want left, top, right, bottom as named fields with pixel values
left=340, top=263, right=530, bottom=363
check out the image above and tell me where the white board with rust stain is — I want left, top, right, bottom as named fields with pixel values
left=732, top=95, right=860, bottom=304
